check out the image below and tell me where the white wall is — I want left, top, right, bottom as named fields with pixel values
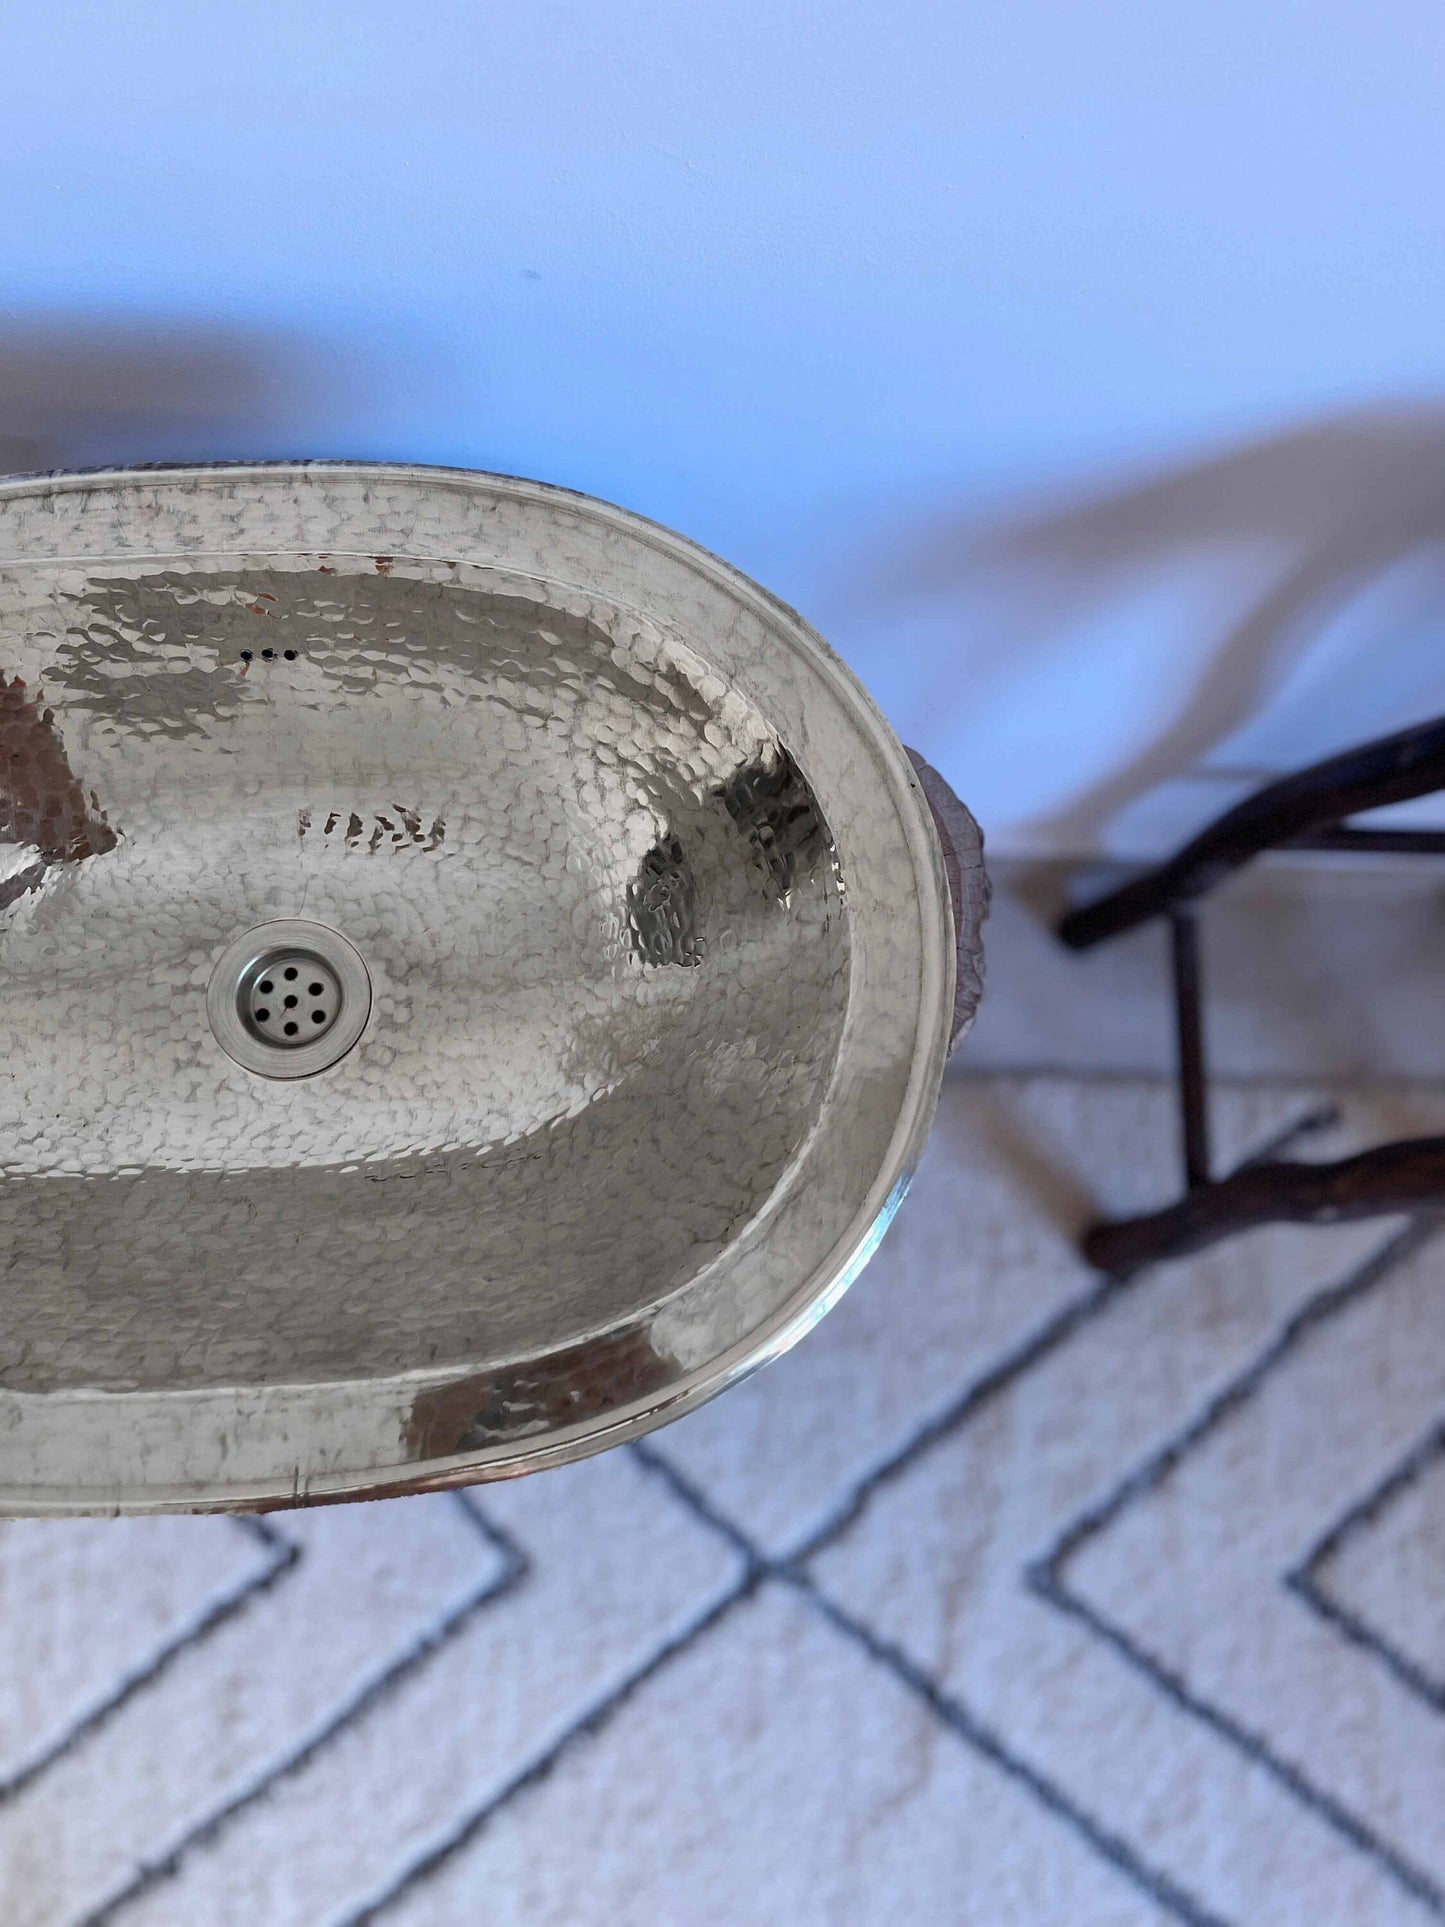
left=5, top=0, right=1445, bottom=855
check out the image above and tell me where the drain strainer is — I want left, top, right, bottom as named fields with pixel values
left=240, top=950, right=343, bottom=1047
left=207, top=919, right=372, bottom=1080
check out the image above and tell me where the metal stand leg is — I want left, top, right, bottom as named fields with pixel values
left=1083, top=1136, right=1445, bottom=1278
left=1060, top=712, right=1445, bottom=1277
left=1171, top=911, right=1210, bottom=1191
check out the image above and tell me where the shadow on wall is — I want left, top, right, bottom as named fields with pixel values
left=873, top=404, right=1445, bottom=856
left=0, top=313, right=382, bottom=474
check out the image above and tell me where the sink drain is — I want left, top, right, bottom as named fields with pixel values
left=240, top=950, right=343, bottom=1047
left=207, top=920, right=372, bottom=1080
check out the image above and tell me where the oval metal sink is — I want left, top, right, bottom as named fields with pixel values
left=0, top=464, right=984, bottom=1512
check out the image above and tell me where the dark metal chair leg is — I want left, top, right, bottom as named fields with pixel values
left=1059, top=713, right=1445, bottom=952
left=1083, top=1137, right=1445, bottom=1279
left=1171, top=910, right=1210, bottom=1190
left=1059, top=711, right=1445, bottom=1276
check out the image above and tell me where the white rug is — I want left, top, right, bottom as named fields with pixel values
left=1, top=1069, right=1443, bottom=1926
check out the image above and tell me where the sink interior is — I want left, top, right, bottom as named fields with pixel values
left=0, top=554, right=850, bottom=1394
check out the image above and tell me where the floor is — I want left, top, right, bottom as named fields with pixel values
left=3, top=862, right=1445, bottom=1926
left=969, top=855, right=1445, bottom=1082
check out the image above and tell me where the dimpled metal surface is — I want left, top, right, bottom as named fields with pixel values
left=0, top=466, right=968, bottom=1513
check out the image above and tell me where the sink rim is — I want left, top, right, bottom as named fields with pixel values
left=0, top=461, right=971, bottom=1514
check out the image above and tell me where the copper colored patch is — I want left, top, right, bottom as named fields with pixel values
left=404, top=1326, right=676, bottom=1461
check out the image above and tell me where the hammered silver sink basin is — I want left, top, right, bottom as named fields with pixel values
left=0, top=463, right=985, bottom=1513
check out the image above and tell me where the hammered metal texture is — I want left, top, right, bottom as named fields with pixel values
left=0, top=560, right=849, bottom=1388
left=0, top=466, right=968, bottom=1512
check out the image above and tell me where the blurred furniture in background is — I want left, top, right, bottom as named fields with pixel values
left=1060, top=714, right=1445, bottom=1276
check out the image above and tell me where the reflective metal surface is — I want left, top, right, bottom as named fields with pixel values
left=0, top=464, right=982, bottom=1513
